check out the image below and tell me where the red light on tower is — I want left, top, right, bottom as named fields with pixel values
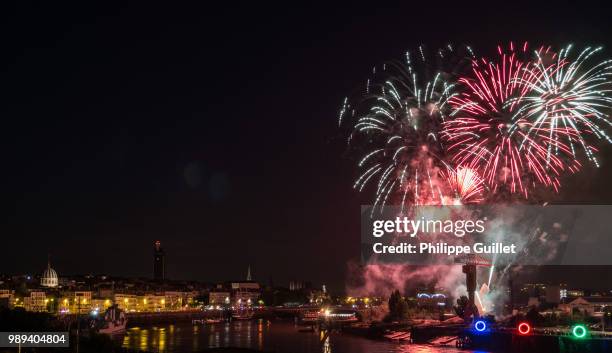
left=517, top=322, right=531, bottom=335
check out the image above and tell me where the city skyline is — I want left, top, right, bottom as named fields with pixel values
left=4, top=247, right=612, bottom=296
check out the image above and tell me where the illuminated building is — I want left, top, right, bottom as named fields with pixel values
left=209, top=291, right=231, bottom=306
left=560, top=283, right=568, bottom=300
left=0, top=289, right=14, bottom=309
left=309, top=287, right=331, bottom=304
left=138, top=294, right=166, bottom=312
left=40, top=258, right=59, bottom=288
left=520, top=283, right=547, bottom=296
left=114, top=293, right=137, bottom=312
left=57, top=291, right=93, bottom=314
left=90, top=298, right=113, bottom=313
left=153, top=240, right=165, bottom=281
left=232, top=281, right=260, bottom=306
left=163, top=291, right=187, bottom=310
left=24, top=291, right=47, bottom=312
left=560, top=296, right=612, bottom=316
left=566, top=289, right=585, bottom=298
left=0, top=289, right=15, bottom=308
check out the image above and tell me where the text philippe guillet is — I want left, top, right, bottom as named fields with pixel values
left=370, top=217, right=517, bottom=256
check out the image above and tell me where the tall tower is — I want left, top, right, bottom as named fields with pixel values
left=153, top=241, right=165, bottom=281
left=246, top=265, right=252, bottom=281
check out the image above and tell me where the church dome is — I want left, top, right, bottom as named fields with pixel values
left=41, top=260, right=58, bottom=288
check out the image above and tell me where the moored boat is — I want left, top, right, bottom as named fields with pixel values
left=93, top=304, right=127, bottom=335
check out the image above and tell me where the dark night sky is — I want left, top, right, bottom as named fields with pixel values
left=3, top=2, right=612, bottom=293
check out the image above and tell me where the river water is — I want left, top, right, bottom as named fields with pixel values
left=117, top=320, right=485, bottom=353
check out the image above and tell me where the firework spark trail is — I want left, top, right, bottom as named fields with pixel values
left=442, top=42, right=584, bottom=197
left=342, top=46, right=467, bottom=211
left=340, top=45, right=488, bottom=211
left=442, top=166, right=486, bottom=204
left=511, top=45, right=612, bottom=168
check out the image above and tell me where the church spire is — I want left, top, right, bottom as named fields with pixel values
left=246, top=265, right=252, bottom=281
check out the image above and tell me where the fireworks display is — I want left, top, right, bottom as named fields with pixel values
left=513, top=45, right=612, bottom=168
left=341, top=42, right=612, bottom=205
left=345, top=46, right=477, bottom=210
left=342, top=42, right=612, bottom=317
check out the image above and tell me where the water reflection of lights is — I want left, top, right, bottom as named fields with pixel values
left=192, top=324, right=199, bottom=352
left=398, top=344, right=470, bottom=352
left=246, top=321, right=252, bottom=346
left=122, top=322, right=476, bottom=353
left=322, top=335, right=331, bottom=353
left=122, top=334, right=129, bottom=347
left=258, top=320, right=263, bottom=351
left=159, top=327, right=166, bottom=352
left=224, top=322, right=229, bottom=346
left=139, top=329, right=148, bottom=351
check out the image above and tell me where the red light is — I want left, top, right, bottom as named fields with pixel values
left=518, top=322, right=531, bottom=335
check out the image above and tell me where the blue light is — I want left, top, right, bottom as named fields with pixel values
left=474, top=320, right=487, bottom=332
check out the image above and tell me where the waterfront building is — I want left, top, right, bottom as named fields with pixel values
left=111, top=291, right=194, bottom=312
left=90, top=298, right=113, bottom=313
left=115, top=293, right=138, bottom=312
left=59, top=291, right=93, bottom=314
left=153, top=240, right=165, bottom=281
left=165, top=291, right=196, bottom=310
left=232, top=281, right=260, bottom=306
left=209, top=291, right=231, bottom=306
left=138, top=294, right=166, bottom=312
left=163, top=291, right=185, bottom=310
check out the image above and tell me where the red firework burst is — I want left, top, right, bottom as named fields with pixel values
left=442, top=166, right=485, bottom=204
left=442, top=42, right=581, bottom=197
